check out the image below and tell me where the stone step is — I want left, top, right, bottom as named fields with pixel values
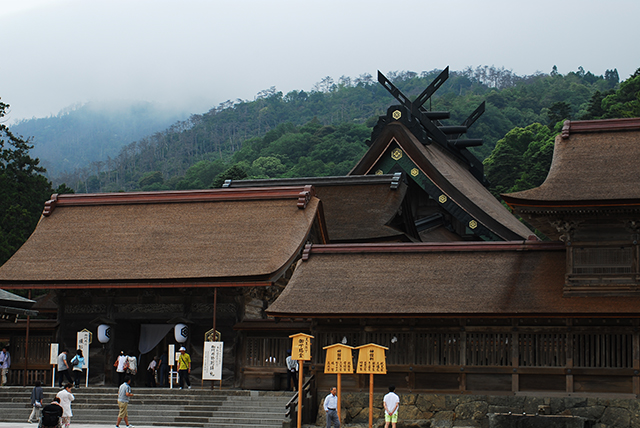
left=0, top=387, right=293, bottom=427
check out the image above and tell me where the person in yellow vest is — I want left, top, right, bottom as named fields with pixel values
left=177, top=347, right=191, bottom=389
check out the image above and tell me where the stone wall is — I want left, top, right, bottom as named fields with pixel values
left=313, top=393, right=640, bottom=428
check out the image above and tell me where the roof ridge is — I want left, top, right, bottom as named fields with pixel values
left=42, top=186, right=316, bottom=216
left=301, top=240, right=563, bottom=260
left=561, top=117, right=640, bottom=139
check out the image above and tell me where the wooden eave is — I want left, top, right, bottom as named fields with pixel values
left=561, top=117, right=640, bottom=139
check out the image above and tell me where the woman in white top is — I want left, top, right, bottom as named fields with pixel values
left=56, top=383, right=74, bottom=428
left=114, top=351, right=128, bottom=385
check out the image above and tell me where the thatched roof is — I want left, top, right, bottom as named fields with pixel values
left=0, top=187, right=326, bottom=289
left=225, top=174, right=409, bottom=242
left=503, top=118, right=640, bottom=205
left=350, top=122, right=534, bottom=241
left=266, top=241, right=640, bottom=318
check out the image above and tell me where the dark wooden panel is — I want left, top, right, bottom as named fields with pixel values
left=466, top=373, right=511, bottom=391
left=574, top=375, right=633, bottom=393
left=414, top=372, right=459, bottom=390
left=519, top=374, right=566, bottom=391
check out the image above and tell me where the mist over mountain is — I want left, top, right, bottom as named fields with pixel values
left=11, top=100, right=190, bottom=177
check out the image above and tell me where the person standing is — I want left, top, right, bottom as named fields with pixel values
left=177, top=347, right=191, bottom=389
left=114, top=351, right=128, bottom=386
left=27, top=380, right=44, bottom=423
left=323, top=386, right=340, bottom=428
left=57, top=350, right=74, bottom=387
left=0, top=346, right=10, bottom=386
left=383, top=385, right=400, bottom=428
left=146, top=357, right=157, bottom=387
left=56, top=383, right=74, bottom=428
left=285, top=350, right=298, bottom=391
left=158, top=352, right=168, bottom=387
left=70, top=350, right=85, bottom=388
left=116, top=376, right=134, bottom=428
left=126, top=353, right=138, bottom=385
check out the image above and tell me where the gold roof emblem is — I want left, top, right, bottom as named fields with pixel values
left=391, top=148, right=403, bottom=161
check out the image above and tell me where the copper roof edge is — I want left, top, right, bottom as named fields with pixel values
left=561, top=117, right=640, bottom=139
left=42, top=185, right=316, bottom=216
left=502, top=194, right=640, bottom=209
left=302, top=240, right=563, bottom=259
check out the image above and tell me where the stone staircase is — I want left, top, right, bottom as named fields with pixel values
left=0, top=386, right=294, bottom=428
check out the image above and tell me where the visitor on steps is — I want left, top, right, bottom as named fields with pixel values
left=27, top=380, right=44, bottom=423
left=116, top=375, right=134, bottom=428
left=177, top=346, right=191, bottom=389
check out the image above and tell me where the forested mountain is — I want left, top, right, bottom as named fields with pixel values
left=484, top=68, right=640, bottom=197
left=53, top=66, right=620, bottom=193
left=11, top=101, right=189, bottom=177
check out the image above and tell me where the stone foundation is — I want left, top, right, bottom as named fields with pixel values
left=312, top=393, right=640, bottom=428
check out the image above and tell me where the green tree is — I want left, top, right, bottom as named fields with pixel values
left=0, top=99, right=54, bottom=265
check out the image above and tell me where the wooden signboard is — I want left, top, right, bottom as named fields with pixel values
left=289, top=333, right=313, bottom=361
left=355, top=343, right=389, bottom=428
left=355, top=343, right=388, bottom=374
left=323, top=343, right=354, bottom=422
left=289, top=333, right=313, bottom=428
left=323, top=344, right=354, bottom=374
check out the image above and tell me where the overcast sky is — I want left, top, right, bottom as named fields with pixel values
left=1, top=0, right=638, bottom=122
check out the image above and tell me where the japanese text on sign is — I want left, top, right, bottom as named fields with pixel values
left=323, top=344, right=354, bottom=374
left=289, top=333, right=313, bottom=361
left=355, top=344, right=388, bottom=374
left=202, top=341, right=223, bottom=380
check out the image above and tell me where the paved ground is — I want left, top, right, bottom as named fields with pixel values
left=0, top=424, right=193, bottom=428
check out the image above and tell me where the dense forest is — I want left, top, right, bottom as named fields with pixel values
left=1, top=65, right=638, bottom=266
left=37, top=65, right=619, bottom=193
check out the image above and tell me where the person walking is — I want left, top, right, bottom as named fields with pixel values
left=57, top=350, right=74, bottom=387
left=383, top=385, right=400, bottom=428
left=177, top=347, right=191, bottom=389
left=0, top=346, right=11, bottom=386
left=27, top=380, right=44, bottom=423
left=285, top=350, right=298, bottom=391
left=56, top=383, right=74, bottom=428
left=116, top=376, right=134, bottom=428
left=323, top=386, right=340, bottom=428
left=70, top=350, right=85, bottom=388
left=146, top=356, right=157, bottom=387
left=114, top=351, right=128, bottom=386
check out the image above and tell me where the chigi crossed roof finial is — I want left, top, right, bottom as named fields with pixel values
left=376, top=67, right=487, bottom=185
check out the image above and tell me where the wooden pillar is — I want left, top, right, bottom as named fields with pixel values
left=633, top=319, right=639, bottom=396
left=460, top=320, right=467, bottom=392
left=369, top=373, right=374, bottom=428
left=337, top=373, right=342, bottom=422
left=24, top=290, right=31, bottom=386
left=511, top=319, right=519, bottom=393
left=297, top=360, right=304, bottom=428
left=566, top=318, right=574, bottom=393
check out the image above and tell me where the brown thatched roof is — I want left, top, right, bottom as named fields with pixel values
left=503, top=118, right=640, bottom=206
left=225, top=175, right=409, bottom=242
left=0, top=187, right=326, bottom=289
left=266, top=241, right=640, bottom=318
left=350, top=123, right=534, bottom=241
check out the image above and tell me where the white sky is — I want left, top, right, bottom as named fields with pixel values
left=1, top=0, right=638, bottom=122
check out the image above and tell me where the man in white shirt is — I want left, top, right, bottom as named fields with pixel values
left=323, top=386, right=340, bottom=428
left=285, top=350, right=298, bottom=391
left=383, top=385, right=400, bottom=428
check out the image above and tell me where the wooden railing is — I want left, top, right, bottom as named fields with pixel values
left=285, top=374, right=316, bottom=424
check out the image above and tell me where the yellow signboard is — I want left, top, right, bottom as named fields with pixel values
left=355, top=343, right=388, bottom=374
left=323, top=344, right=354, bottom=374
left=289, top=333, right=313, bottom=361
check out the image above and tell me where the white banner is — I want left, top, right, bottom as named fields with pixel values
left=50, top=343, right=59, bottom=365
left=76, top=332, right=90, bottom=366
left=202, top=341, right=223, bottom=381
left=168, top=344, right=175, bottom=365
left=77, top=331, right=90, bottom=387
